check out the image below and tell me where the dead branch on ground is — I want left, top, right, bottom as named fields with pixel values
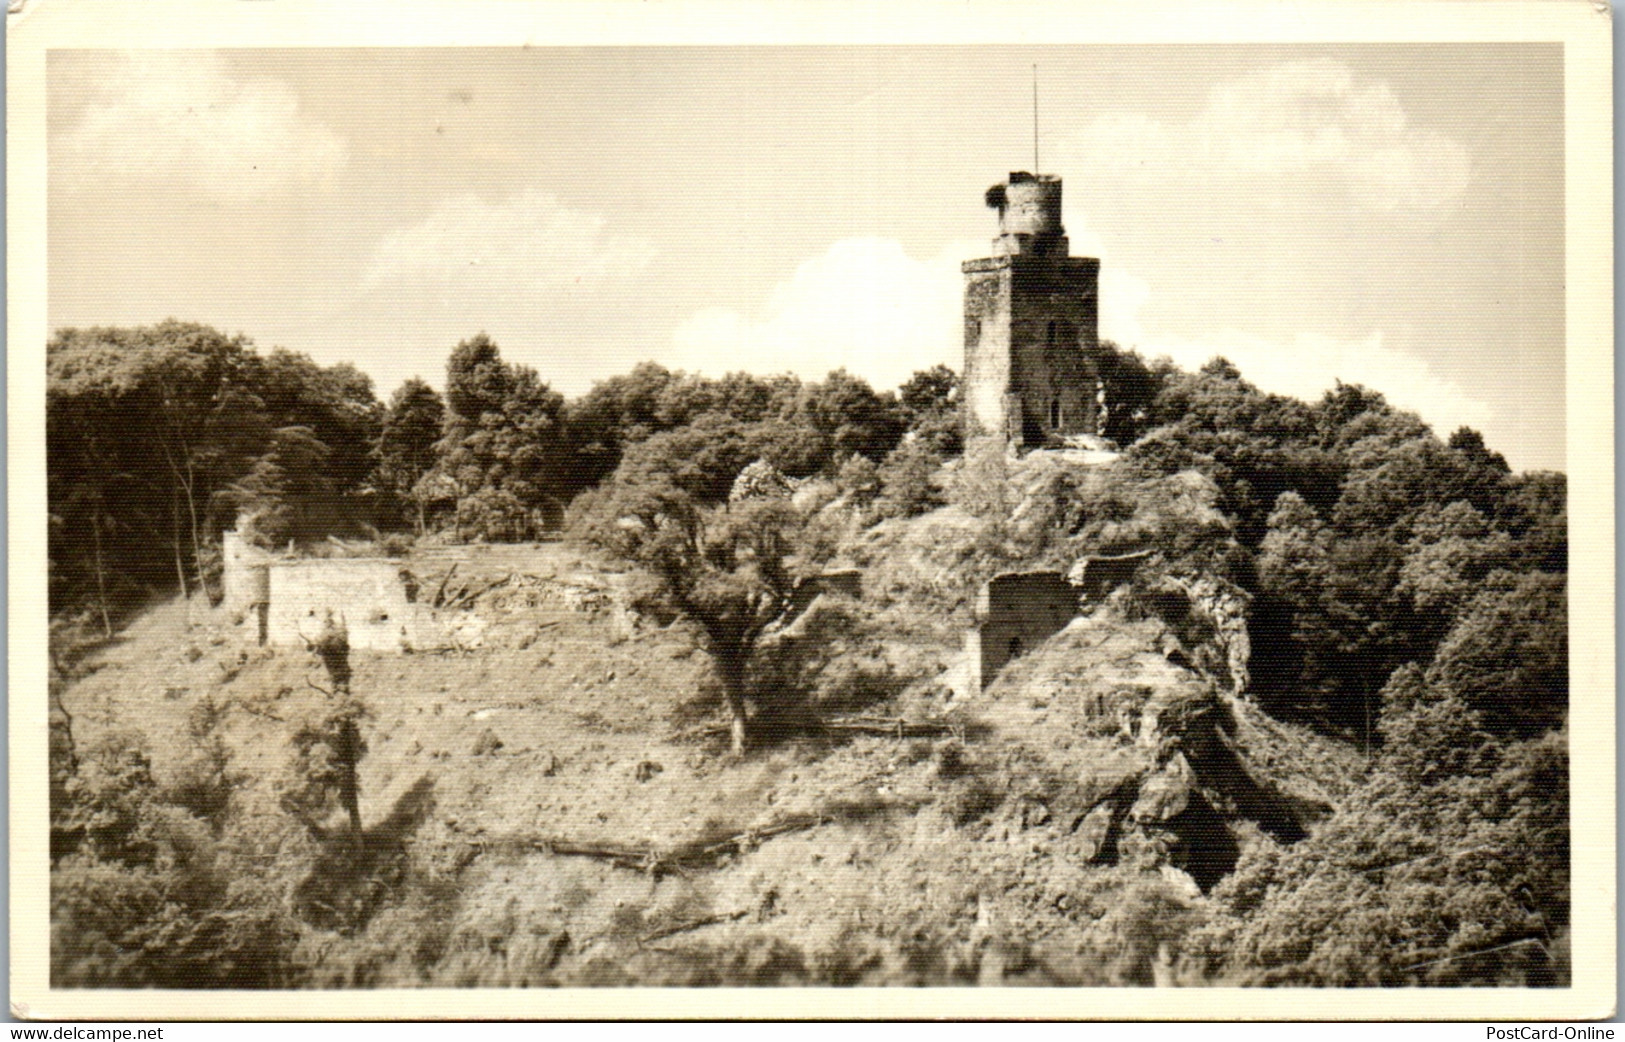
left=671, top=716, right=960, bottom=744
left=431, top=563, right=459, bottom=607
left=467, top=813, right=830, bottom=878
left=444, top=573, right=512, bottom=610
left=639, top=909, right=749, bottom=944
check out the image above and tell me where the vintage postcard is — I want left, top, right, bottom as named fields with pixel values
left=8, top=0, right=1614, bottom=1021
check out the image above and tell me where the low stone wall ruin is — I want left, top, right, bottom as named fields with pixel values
left=966, top=570, right=1080, bottom=690
left=265, top=558, right=439, bottom=652
left=219, top=527, right=645, bottom=653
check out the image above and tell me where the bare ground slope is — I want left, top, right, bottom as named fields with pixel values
left=54, top=534, right=1358, bottom=987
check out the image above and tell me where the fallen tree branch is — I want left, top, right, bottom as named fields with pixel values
left=640, top=909, right=749, bottom=944
left=473, top=813, right=831, bottom=878
left=445, top=573, right=512, bottom=611
left=818, top=717, right=960, bottom=739
left=669, top=723, right=730, bottom=743
left=431, top=563, right=459, bottom=608
left=670, top=717, right=959, bottom=744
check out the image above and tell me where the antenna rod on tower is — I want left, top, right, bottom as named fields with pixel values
left=1032, top=64, right=1040, bottom=171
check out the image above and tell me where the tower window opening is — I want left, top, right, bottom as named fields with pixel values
left=1046, top=320, right=1057, bottom=345
left=1050, top=398, right=1061, bottom=428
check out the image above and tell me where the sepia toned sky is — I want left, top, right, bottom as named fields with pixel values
left=48, top=45, right=1564, bottom=471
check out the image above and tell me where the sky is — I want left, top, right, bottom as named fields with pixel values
left=47, top=44, right=1565, bottom=471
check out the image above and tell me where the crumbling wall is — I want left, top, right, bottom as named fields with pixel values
left=961, top=260, right=1013, bottom=441
left=267, top=559, right=437, bottom=652
left=1067, top=550, right=1152, bottom=604
left=966, top=570, right=1080, bottom=689
left=784, top=569, right=862, bottom=619
left=220, top=528, right=272, bottom=617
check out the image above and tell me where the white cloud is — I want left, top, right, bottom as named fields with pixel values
left=1064, top=59, right=1470, bottom=211
left=58, top=51, right=346, bottom=202
left=363, top=189, right=655, bottom=298
left=668, top=238, right=977, bottom=392
left=669, top=222, right=1487, bottom=442
left=1079, top=215, right=1491, bottom=436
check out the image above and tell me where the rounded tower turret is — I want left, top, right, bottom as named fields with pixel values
left=985, top=171, right=1068, bottom=257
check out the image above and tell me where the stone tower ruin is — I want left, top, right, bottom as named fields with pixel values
left=962, top=172, right=1101, bottom=450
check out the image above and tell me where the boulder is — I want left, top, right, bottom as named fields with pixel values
left=1072, top=802, right=1117, bottom=863
left=1130, top=752, right=1194, bottom=823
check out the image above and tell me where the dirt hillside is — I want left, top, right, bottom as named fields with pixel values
left=55, top=531, right=1359, bottom=987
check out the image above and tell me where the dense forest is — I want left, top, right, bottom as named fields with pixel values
left=48, top=320, right=1564, bottom=742
left=46, top=320, right=1568, bottom=987
left=47, top=322, right=953, bottom=625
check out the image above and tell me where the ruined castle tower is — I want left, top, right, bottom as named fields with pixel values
left=962, top=172, right=1101, bottom=450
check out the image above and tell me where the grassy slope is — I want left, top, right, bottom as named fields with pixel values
left=55, top=513, right=1364, bottom=987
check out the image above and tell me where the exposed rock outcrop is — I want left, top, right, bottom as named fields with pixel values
left=978, top=613, right=1332, bottom=892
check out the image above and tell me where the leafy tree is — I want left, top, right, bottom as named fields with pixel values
left=1431, top=570, right=1567, bottom=739
left=282, top=614, right=368, bottom=852
left=1497, top=470, right=1567, bottom=573
left=1202, top=711, right=1568, bottom=986
left=896, top=365, right=962, bottom=455
left=1252, top=492, right=1338, bottom=720
left=49, top=323, right=261, bottom=599
left=1396, top=500, right=1513, bottom=621
left=874, top=438, right=945, bottom=519
left=374, top=379, right=446, bottom=534
left=219, top=425, right=337, bottom=549
left=613, top=413, right=761, bottom=504
left=1447, top=426, right=1511, bottom=475
left=1132, top=363, right=1338, bottom=546
left=51, top=728, right=299, bottom=988
left=796, top=369, right=906, bottom=464
left=653, top=370, right=801, bottom=430
left=741, top=417, right=830, bottom=480
left=1331, top=434, right=1505, bottom=543
left=574, top=480, right=821, bottom=753
left=435, top=334, right=569, bottom=540
left=1094, top=341, right=1164, bottom=446
left=565, top=361, right=681, bottom=487
left=897, top=364, right=956, bottom=418
left=247, top=349, right=381, bottom=498
left=48, top=323, right=386, bottom=618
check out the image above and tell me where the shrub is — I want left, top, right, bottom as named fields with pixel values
left=875, top=439, right=944, bottom=520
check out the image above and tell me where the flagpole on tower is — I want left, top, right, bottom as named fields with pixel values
left=1032, top=64, right=1039, bottom=171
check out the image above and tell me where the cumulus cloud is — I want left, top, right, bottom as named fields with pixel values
left=669, top=219, right=1487, bottom=441
left=57, top=51, right=346, bottom=202
left=364, top=189, right=655, bottom=298
left=668, top=238, right=978, bottom=392
left=1064, top=59, right=1470, bottom=211
left=1078, top=217, right=1489, bottom=436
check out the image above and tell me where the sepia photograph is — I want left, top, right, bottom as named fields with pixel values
left=8, top=0, right=1614, bottom=1021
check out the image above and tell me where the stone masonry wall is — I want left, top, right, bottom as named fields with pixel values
left=220, top=528, right=272, bottom=617
left=962, top=255, right=1100, bottom=449
left=962, top=260, right=1012, bottom=440
left=966, top=570, right=1081, bottom=689
left=266, top=559, right=438, bottom=652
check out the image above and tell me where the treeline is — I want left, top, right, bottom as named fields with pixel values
left=47, top=321, right=961, bottom=629
left=1109, top=357, right=1565, bottom=746
left=49, top=322, right=1566, bottom=745
left=1087, top=357, right=1569, bottom=983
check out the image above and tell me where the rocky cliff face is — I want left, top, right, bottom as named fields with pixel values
left=975, top=612, right=1331, bottom=893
